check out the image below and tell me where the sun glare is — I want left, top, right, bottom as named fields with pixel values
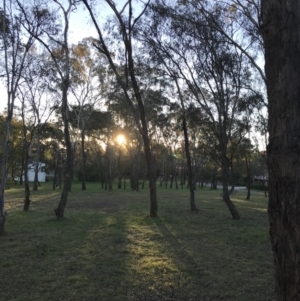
left=116, top=134, right=126, bottom=145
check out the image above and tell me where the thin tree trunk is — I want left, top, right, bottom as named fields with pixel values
left=228, top=163, right=235, bottom=195
left=54, top=85, right=73, bottom=219
left=117, top=149, right=122, bottom=189
left=33, top=130, right=40, bottom=191
left=19, top=143, right=25, bottom=185
left=0, top=116, right=11, bottom=234
left=81, top=130, right=87, bottom=191
left=53, top=148, right=58, bottom=190
left=245, top=157, right=251, bottom=200
left=23, top=145, right=31, bottom=211
left=221, top=153, right=240, bottom=220
left=182, top=118, right=197, bottom=211
left=262, top=0, right=300, bottom=298
left=174, top=77, right=197, bottom=211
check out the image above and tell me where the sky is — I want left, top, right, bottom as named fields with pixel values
left=0, top=1, right=267, bottom=149
left=0, top=1, right=142, bottom=112
left=0, top=1, right=104, bottom=113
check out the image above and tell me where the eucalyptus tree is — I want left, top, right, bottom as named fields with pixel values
left=69, top=105, right=111, bottom=190
left=262, top=0, right=300, bottom=299
left=82, top=0, right=162, bottom=216
left=190, top=0, right=264, bottom=84
left=68, top=39, right=104, bottom=190
left=17, top=0, right=80, bottom=218
left=145, top=2, right=263, bottom=219
left=7, top=118, right=23, bottom=185
left=40, top=121, right=65, bottom=190
left=138, top=21, right=198, bottom=210
left=0, top=0, right=39, bottom=234
left=17, top=51, right=53, bottom=210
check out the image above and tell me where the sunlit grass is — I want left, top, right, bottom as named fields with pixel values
left=0, top=181, right=274, bottom=301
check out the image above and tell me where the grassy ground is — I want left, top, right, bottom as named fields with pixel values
left=0, top=182, right=274, bottom=301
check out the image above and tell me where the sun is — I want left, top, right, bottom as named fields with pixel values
left=116, top=134, right=126, bottom=145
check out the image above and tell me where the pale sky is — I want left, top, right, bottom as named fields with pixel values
left=0, top=1, right=140, bottom=113
left=0, top=2, right=105, bottom=113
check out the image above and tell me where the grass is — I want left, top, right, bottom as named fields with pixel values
left=0, top=182, right=274, bottom=301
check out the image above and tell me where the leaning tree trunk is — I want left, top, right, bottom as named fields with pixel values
left=262, top=0, right=300, bottom=299
left=54, top=84, right=73, bottom=219
left=221, top=152, right=240, bottom=220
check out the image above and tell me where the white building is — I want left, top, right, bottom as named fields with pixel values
left=27, top=162, right=46, bottom=182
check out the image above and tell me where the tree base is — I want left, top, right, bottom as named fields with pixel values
left=223, top=195, right=240, bottom=220
left=54, top=208, right=64, bottom=219
left=0, top=211, right=6, bottom=235
left=23, top=199, right=31, bottom=211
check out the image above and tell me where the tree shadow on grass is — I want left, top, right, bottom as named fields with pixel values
left=150, top=213, right=274, bottom=301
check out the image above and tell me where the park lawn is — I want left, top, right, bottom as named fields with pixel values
left=0, top=182, right=274, bottom=301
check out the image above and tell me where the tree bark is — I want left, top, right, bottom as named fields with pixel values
left=19, top=143, right=24, bottom=185
left=54, top=82, right=73, bottom=219
left=23, top=139, right=31, bottom=211
left=262, top=0, right=300, bottom=299
left=0, top=119, right=11, bottom=235
left=221, top=153, right=240, bottom=220
left=182, top=118, right=197, bottom=211
left=32, top=133, right=40, bottom=191
left=245, top=157, right=251, bottom=200
left=117, top=148, right=122, bottom=189
left=81, top=129, right=87, bottom=191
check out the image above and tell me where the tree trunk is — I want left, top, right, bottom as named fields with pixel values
left=23, top=143, right=31, bottom=211
left=142, top=136, right=157, bottom=217
left=0, top=81, right=16, bottom=234
left=221, top=153, right=240, bottom=220
left=81, top=130, right=87, bottom=191
left=182, top=117, right=197, bottom=211
left=19, top=143, right=25, bottom=185
left=245, top=157, right=251, bottom=200
left=33, top=131, right=40, bottom=191
left=211, top=174, right=217, bottom=190
left=54, top=83, right=72, bottom=219
left=53, top=149, right=58, bottom=190
left=117, top=149, right=122, bottom=189
left=262, top=0, right=300, bottom=299
left=228, top=164, right=236, bottom=195
left=0, top=120, right=11, bottom=235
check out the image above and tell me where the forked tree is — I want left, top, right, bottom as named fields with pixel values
left=82, top=0, right=158, bottom=216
